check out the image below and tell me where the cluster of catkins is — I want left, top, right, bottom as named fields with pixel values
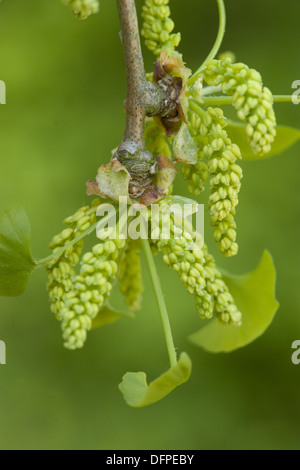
left=48, top=198, right=242, bottom=350
left=183, top=106, right=243, bottom=257
left=47, top=201, right=143, bottom=349
left=184, top=57, right=275, bottom=256
left=141, top=0, right=276, bottom=258
left=49, top=0, right=277, bottom=350
left=149, top=199, right=242, bottom=326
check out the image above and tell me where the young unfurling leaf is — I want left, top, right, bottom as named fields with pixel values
left=189, top=251, right=279, bottom=353
left=0, top=206, right=36, bottom=297
left=95, top=160, right=131, bottom=201
left=174, top=123, right=198, bottom=164
left=119, top=352, right=192, bottom=408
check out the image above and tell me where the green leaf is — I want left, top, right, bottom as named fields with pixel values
left=189, top=251, right=279, bottom=353
left=119, top=352, right=192, bottom=408
left=227, top=120, right=300, bottom=160
left=92, top=304, right=134, bottom=330
left=0, top=206, right=36, bottom=297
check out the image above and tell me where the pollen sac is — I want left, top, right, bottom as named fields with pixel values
left=61, top=0, right=99, bottom=20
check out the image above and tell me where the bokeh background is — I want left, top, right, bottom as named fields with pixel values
left=0, top=0, right=299, bottom=450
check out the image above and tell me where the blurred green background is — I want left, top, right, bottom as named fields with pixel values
left=0, top=0, right=299, bottom=450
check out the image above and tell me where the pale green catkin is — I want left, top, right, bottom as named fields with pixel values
left=47, top=201, right=125, bottom=350
left=118, top=239, right=144, bottom=312
left=201, top=58, right=277, bottom=155
left=141, top=0, right=181, bottom=56
left=195, top=106, right=243, bottom=257
left=149, top=199, right=241, bottom=326
left=201, top=243, right=242, bottom=326
left=61, top=0, right=99, bottom=19
left=155, top=229, right=206, bottom=296
left=60, top=239, right=124, bottom=350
